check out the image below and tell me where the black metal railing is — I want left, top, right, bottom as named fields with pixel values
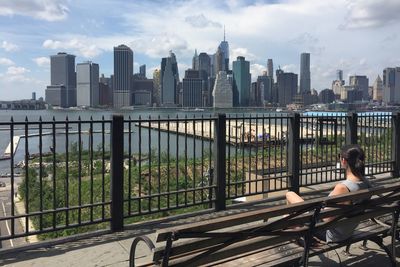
left=0, top=111, right=399, bottom=244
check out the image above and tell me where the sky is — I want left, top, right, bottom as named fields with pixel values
left=0, top=0, right=400, bottom=100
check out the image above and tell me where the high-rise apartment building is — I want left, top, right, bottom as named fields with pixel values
left=113, top=44, right=133, bottom=108
left=45, top=52, right=76, bottom=107
left=77, top=62, right=99, bottom=107
left=161, top=51, right=179, bottom=106
left=299, top=53, right=310, bottom=93
left=349, top=75, right=369, bottom=100
left=232, top=56, right=251, bottom=107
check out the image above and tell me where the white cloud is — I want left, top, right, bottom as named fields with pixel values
left=43, top=38, right=102, bottom=58
left=282, top=64, right=297, bottom=73
left=230, top=47, right=256, bottom=61
left=33, top=57, right=50, bottom=67
left=0, top=0, right=69, bottom=21
left=250, top=63, right=266, bottom=81
left=1, top=41, right=18, bottom=52
left=6, top=66, right=30, bottom=75
left=185, top=14, right=222, bottom=28
left=0, top=57, right=15, bottom=65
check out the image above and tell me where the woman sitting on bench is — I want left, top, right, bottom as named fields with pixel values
left=286, top=144, right=371, bottom=243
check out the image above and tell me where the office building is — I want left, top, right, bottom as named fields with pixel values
left=276, top=70, right=298, bottom=106
left=192, top=49, right=199, bottom=70
left=349, top=75, right=369, bottom=100
left=214, top=47, right=224, bottom=76
left=182, top=70, right=203, bottom=107
left=218, top=28, right=229, bottom=71
left=113, top=44, right=133, bottom=108
left=267, top=59, right=274, bottom=79
left=257, top=74, right=273, bottom=103
left=161, top=51, right=179, bottom=106
left=99, top=82, right=112, bottom=106
left=232, top=56, right=251, bottom=107
left=372, top=75, right=383, bottom=102
left=32, top=92, right=36, bottom=100
left=139, top=64, right=146, bottom=78
left=213, top=71, right=233, bottom=108
left=153, top=69, right=161, bottom=106
left=45, top=52, right=76, bottom=107
left=77, top=62, right=99, bottom=107
left=319, top=89, right=335, bottom=104
left=299, top=53, right=311, bottom=93
left=336, top=70, right=344, bottom=84
left=383, top=67, right=400, bottom=104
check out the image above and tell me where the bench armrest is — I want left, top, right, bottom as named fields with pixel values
left=129, top=235, right=155, bottom=267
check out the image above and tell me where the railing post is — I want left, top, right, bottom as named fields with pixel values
left=214, top=113, right=226, bottom=211
left=288, top=113, right=300, bottom=194
left=392, top=112, right=400, bottom=177
left=111, top=115, right=124, bottom=231
left=346, top=112, right=358, bottom=145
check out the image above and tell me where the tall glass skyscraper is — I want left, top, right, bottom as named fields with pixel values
left=77, top=61, right=99, bottom=107
left=161, top=51, right=179, bottom=106
left=232, top=56, right=251, bottom=107
left=113, top=44, right=133, bottom=108
left=300, top=53, right=311, bottom=93
left=218, top=27, right=229, bottom=71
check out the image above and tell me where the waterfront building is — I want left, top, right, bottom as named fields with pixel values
left=161, top=51, right=179, bottom=106
left=267, top=59, right=274, bottom=79
left=372, top=75, right=383, bottom=102
left=113, top=44, right=133, bottom=108
left=182, top=70, right=203, bottom=107
left=383, top=67, right=400, bottom=104
left=132, top=79, right=153, bottom=106
left=349, top=75, right=369, bottom=100
left=99, top=82, right=112, bottom=106
left=45, top=52, right=76, bottom=108
left=276, top=69, right=298, bottom=106
left=232, top=56, right=251, bottom=107
left=332, top=80, right=344, bottom=99
left=299, top=53, right=311, bottom=93
left=213, top=71, right=233, bottom=108
left=77, top=61, right=99, bottom=107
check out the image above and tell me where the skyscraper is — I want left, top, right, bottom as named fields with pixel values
left=152, top=69, right=161, bottom=106
left=45, top=52, right=76, bottom=107
left=299, top=53, right=310, bottom=93
left=336, top=69, right=344, bottom=84
left=372, top=75, right=383, bottom=102
left=161, top=51, right=179, bottom=106
left=214, top=47, right=224, bottom=76
left=232, top=56, right=251, bottom=107
left=76, top=61, right=99, bottom=107
left=276, top=70, right=298, bottom=106
left=267, top=59, right=274, bottom=79
left=113, top=44, right=133, bottom=108
left=257, top=74, right=273, bottom=103
left=383, top=67, right=400, bottom=104
left=192, top=49, right=199, bottom=70
left=139, top=64, right=146, bottom=78
left=182, top=70, right=203, bottom=107
left=213, top=71, right=233, bottom=108
left=349, top=75, right=369, bottom=100
left=218, top=27, right=229, bottom=71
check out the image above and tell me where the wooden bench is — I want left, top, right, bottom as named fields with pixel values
left=129, top=183, right=400, bottom=267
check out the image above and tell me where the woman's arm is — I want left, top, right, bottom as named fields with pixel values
left=323, top=183, right=350, bottom=222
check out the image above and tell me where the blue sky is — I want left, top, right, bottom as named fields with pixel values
left=0, top=0, right=400, bottom=100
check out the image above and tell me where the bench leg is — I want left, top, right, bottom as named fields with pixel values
left=129, top=236, right=155, bottom=267
left=360, top=240, right=368, bottom=251
left=369, top=236, right=396, bottom=267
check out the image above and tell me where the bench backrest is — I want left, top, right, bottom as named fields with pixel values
left=152, top=182, right=400, bottom=266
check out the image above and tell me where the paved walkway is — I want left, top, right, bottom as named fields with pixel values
left=1, top=175, right=399, bottom=266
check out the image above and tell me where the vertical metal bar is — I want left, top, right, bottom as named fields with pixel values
left=110, top=115, right=124, bottom=232
left=235, top=115, right=238, bottom=197
left=65, top=117, right=69, bottom=226
left=288, top=113, right=300, bottom=194
left=192, top=116, right=196, bottom=204
left=148, top=116, right=152, bottom=212
left=167, top=116, right=170, bottom=209
left=391, top=112, right=400, bottom=177
left=128, top=117, right=132, bottom=216
left=208, top=115, right=212, bottom=207
left=242, top=114, right=245, bottom=195
left=255, top=114, right=259, bottom=193
left=201, top=115, right=204, bottom=203
left=78, top=117, right=82, bottom=224
left=262, top=115, right=265, bottom=192
left=184, top=115, right=188, bottom=206
left=52, top=117, right=56, bottom=229
left=248, top=114, right=252, bottom=195
left=227, top=115, right=231, bottom=199
left=39, top=117, right=43, bottom=230
left=24, top=117, right=29, bottom=234
left=346, top=112, right=358, bottom=145
left=214, top=114, right=226, bottom=211
left=176, top=115, right=179, bottom=206
left=158, top=116, right=161, bottom=210
left=102, top=116, right=105, bottom=220
left=138, top=117, right=142, bottom=213
left=90, top=117, right=94, bottom=222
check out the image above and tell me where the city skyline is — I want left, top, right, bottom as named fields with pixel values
left=1, top=0, right=400, bottom=100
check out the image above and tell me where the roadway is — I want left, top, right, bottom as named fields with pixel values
left=0, top=176, right=26, bottom=249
